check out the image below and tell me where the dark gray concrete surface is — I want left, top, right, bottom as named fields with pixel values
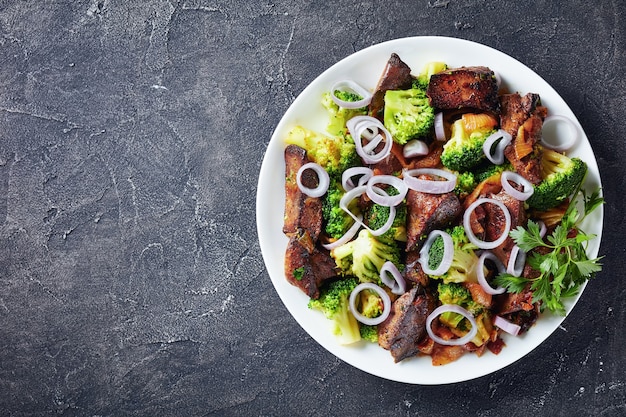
left=0, top=1, right=624, bottom=416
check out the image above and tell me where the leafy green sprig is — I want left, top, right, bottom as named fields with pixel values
left=494, top=189, right=604, bottom=315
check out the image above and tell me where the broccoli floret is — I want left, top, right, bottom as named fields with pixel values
left=473, top=160, right=514, bottom=183
left=453, top=171, right=477, bottom=199
left=363, top=200, right=408, bottom=245
left=427, top=226, right=481, bottom=283
left=321, top=91, right=368, bottom=137
left=440, top=119, right=496, bottom=172
left=308, top=277, right=361, bottom=345
left=414, top=61, right=448, bottom=90
left=526, top=148, right=588, bottom=211
left=323, top=179, right=358, bottom=239
left=331, top=229, right=402, bottom=284
left=285, top=125, right=361, bottom=178
left=359, top=324, right=379, bottom=343
left=437, top=282, right=485, bottom=338
left=383, top=87, right=435, bottom=144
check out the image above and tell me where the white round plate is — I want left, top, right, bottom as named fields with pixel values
left=256, top=36, right=603, bottom=385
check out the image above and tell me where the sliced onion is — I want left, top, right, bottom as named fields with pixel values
left=506, top=244, right=526, bottom=277
left=366, top=175, right=408, bottom=207
left=419, top=230, right=454, bottom=276
left=501, top=170, right=534, bottom=201
left=349, top=282, right=392, bottom=326
left=342, top=167, right=373, bottom=191
left=537, top=220, right=547, bottom=238
left=494, top=315, right=521, bottom=336
left=403, top=139, right=430, bottom=158
left=476, top=251, right=506, bottom=295
left=380, top=261, right=406, bottom=295
left=463, top=198, right=511, bottom=250
left=426, top=304, right=478, bottom=346
left=403, top=168, right=457, bottom=194
left=296, top=162, right=330, bottom=198
left=483, top=129, right=512, bottom=165
left=321, top=213, right=363, bottom=251
left=434, top=112, right=446, bottom=141
left=330, top=80, right=373, bottom=109
left=347, top=116, right=393, bottom=164
left=541, top=115, right=579, bottom=152
left=339, top=185, right=395, bottom=236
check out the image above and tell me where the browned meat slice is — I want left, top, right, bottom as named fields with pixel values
left=500, top=93, right=547, bottom=184
left=403, top=250, right=428, bottom=287
left=485, top=190, right=528, bottom=266
left=405, top=189, right=462, bottom=252
left=427, top=66, right=500, bottom=112
left=284, top=231, right=339, bottom=299
left=283, top=144, right=323, bottom=240
left=377, top=285, right=435, bottom=362
left=369, top=53, right=414, bottom=120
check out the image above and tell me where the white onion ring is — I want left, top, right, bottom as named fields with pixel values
left=434, top=112, right=446, bottom=141
left=403, top=139, right=430, bottom=158
left=330, top=80, right=373, bottom=109
left=349, top=282, right=392, bottom=326
left=366, top=175, right=408, bottom=207
left=419, top=230, right=454, bottom=276
left=506, top=244, right=526, bottom=277
left=463, top=198, right=511, bottom=250
left=403, top=168, right=457, bottom=194
left=380, top=261, right=407, bottom=295
left=296, top=162, right=330, bottom=198
left=347, top=116, right=393, bottom=164
left=321, top=213, right=363, bottom=251
left=476, top=251, right=506, bottom=295
left=494, top=315, right=521, bottom=336
left=482, top=129, right=512, bottom=165
left=342, top=167, right=373, bottom=191
left=541, top=115, right=579, bottom=152
left=339, top=185, right=396, bottom=236
left=501, top=170, right=534, bottom=201
left=426, top=304, right=478, bottom=346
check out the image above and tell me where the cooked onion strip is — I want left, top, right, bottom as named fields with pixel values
left=403, top=168, right=457, bottom=194
left=477, top=251, right=506, bottom=295
left=434, top=112, right=446, bottom=141
left=419, top=230, right=454, bottom=276
left=339, top=185, right=395, bottom=236
left=501, top=170, right=534, bottom=201
left=347, top=116, right=393, bottom=164
left=349, top=282, right=392, bottom=326
left=366, top=175, right=408, bottom=207
left=342, top=167, right=373, bottom=191
left=506, top=244, right=526, bottom=277
left=541, top=115, right=579, bottom=152
left=426, top=304, right=478, bottom=346
left=483, top=129, right=512, bottom=165
left=330, top=80, right=373, bottom=109
left=380, top=261, right=407, bottom=295
left=296, top=162, right=330, bottom=198
left=494, top=315, right=521, bottom=336
left=463, top=198, right=511, bottom=250
left=403, top=139, right=430, bottom=158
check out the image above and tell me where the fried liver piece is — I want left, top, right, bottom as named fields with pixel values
left=483, top=189, right=527, bottom=266
left=369, top=53, right=414, bottom=120
left=378, top=285, right=436, bottom=362
left=427, top=66, right=500, bottom=112
left=405, top=189, right=462, bottom=252
left=283, top=144, right=323, bottom=240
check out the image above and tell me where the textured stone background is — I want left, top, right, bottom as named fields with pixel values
left=0, top=1, right=624, bottom=416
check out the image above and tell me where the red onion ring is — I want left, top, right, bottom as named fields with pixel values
left=403, top=139, right=430, bottom=158
left=339, top=185, right=396, bottom=236
left=434, top=112, right=446, bottom=141
left=482, top=129, right=512, bottom=165
left=347, top=116, right=393, bottom=164
left=403, top=168, right=457, bottom=194
left=419, top=230, right=454, bottom=276
left=501, top=170, right=534, bottom=201
left=379, top=261, right=406, bottom=295
left=426, top=304, right=478, bottom=346
left=494, top=315, right=521, bottom=336
left=540, top=115, right=579, bottom=152
left=476, top=251, right=506, bottom=295
left=321, top=213, right=363, bottom=251
left=463, top=198, right=511, bottom=250
left=330, top=80, right=373, bottom=109
left=342, top=167, right=373, bottom=191
left=538, top=220, right=547, bottom=238
left=366, top=175, right=408, bottom=207
left=349, top=282, right=392, bottom=326
left=506, top=244, right=526, bottom=277
left=296, top=162, right=330, bottom=198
